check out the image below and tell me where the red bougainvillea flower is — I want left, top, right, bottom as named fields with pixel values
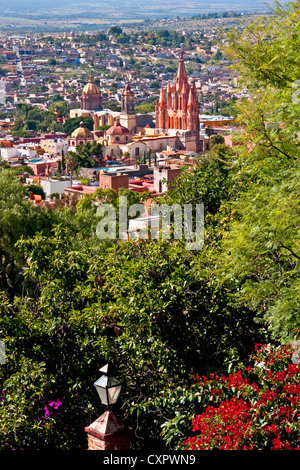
left=182, top=343, right=300, bottom=450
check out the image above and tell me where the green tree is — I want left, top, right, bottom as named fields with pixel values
left=135, top=102, right=156, bottom=114
left=64, top=152, right=79, bottom=186
left=210, top=134, right=225, bottom=146
left=71, top=141, right=102, bottom=168
left=26, top=184, right=46, bottom=200
left=61, top=117, right=94, bottom=135
left=49, top=100, right=69, bottom=117
left=0, top=170, right=53, bottom=300
left=108, top=26, right=123, bottom=37
left=218, top=0, right=300, bottom=342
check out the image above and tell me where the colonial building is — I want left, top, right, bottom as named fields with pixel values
left=155, top=52, right=200, bottom=152
left=98, top=119, right=142, bottom=159
left=105, top=119, right=132, bottom=146
left=68, top=121, right=94, bottom=150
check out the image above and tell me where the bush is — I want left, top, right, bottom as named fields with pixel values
left=182, top=343, right=300, bottom=450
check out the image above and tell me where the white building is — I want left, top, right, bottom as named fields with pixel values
left=40, top=138, right=69, bottom=156
left=0, top=147, right=19, bottom=161
left=40, top=179, right=79, bottom=198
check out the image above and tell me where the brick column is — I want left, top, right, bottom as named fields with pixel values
left=85, top=410, right=131, bottom=450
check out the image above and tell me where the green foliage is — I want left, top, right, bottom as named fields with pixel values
left=71, top=140, right=102, bottom=168
left=61, top=116, right=94, bottom=135
left=140, top=29, right=185, bottom=47
left=0, top=170, right=54, bottom=300
left=49, top=100, right=69, bottom=117
left=218, top=0, right=300, bottom=342
left=135, top=102, right=156, bottom=114
left=108, top=26, right=123, bottom=37
left=104, top=101, right=121, bottom=112
left=210, top=134, right=225, bottom=146
left=10, top=166, right=34, bottom=176
left=96, top=124, right=111, bottom=132
left=12, top=104, right=58, bottom=135
left=26, top=184, right=46, bottom=199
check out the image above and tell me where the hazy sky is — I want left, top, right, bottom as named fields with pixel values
left=0, top=0, right=288, bottom=13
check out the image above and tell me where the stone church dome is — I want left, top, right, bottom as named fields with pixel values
left=82, top=74, right=101, bottom=95
left=106, top=120, right=131, bottom=136
left=71, top=121, right=93, bottom=139
left=80, top=74, right=103, bottom=112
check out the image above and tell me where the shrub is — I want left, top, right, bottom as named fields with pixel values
left=182, top=343, right=300, bottom=450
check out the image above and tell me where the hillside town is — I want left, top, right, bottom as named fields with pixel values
left=0, top=26, right=241, bottom=217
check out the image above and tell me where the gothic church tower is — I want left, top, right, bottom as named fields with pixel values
left=155, top=52, right=199, bottom=152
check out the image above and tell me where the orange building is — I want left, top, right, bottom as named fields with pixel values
left=99, top=171, right=129, bottom=193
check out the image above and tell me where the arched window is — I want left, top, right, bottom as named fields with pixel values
left=115, top=136, right=120, bottom=142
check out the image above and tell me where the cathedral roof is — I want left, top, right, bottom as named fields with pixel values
left=106, top=120, right=131, bottom=135
left=82, top=74, right=101, bottom=95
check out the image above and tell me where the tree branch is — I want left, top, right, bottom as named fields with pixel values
left=278, top=242, right=300, bottom=260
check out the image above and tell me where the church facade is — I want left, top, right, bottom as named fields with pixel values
left=155, top=52, right=200, bottom=153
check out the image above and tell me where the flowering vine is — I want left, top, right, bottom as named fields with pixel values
left=38, top=399, right=62, bottom=427
left=182, top=344, right=300, bottom=450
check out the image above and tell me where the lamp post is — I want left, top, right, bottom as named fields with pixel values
left=94, top=363, right=122, bottom=409
left=85, top=363, right=131, bottom=450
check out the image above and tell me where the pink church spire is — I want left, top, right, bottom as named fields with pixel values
left=176, top=50, right=187, bottom=92
left=159, top=87, right=165, bottom=108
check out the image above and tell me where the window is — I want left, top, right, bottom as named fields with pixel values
left=135, top=147, right=139, bottom=156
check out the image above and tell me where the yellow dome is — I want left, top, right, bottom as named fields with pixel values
left=71, top=122, right=93, bottom=139
left=82, top=74, right=101, bottom=95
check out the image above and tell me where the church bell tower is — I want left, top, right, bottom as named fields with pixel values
left=120, top=82, right=136, bottom=132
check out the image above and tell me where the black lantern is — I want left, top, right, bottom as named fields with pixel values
left=94, top=364, right=122, bottom=408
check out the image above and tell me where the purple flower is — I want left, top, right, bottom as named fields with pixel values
left=44, top=406, right=50, bottom=419
left=49, top=399, right=62, bottom=410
